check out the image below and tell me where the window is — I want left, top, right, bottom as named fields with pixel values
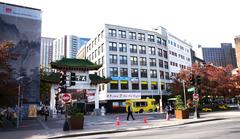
left=118, top=30, right=126, bottom=38
left=119, top=43, right=127, bottom=52
left=110, top=81, right=118, bottom=90
left=165, top=72, right=170, bottom=79
left=160, top=70, right=164, bottom=79
left=140, top=69, right=147, bottom=78
left=120, top=68, right=128, bottom=77
left=110, top=67, right=118, bottom=77
left=101, top=30, right=104, bottom=38
left=149, top=58, right=156, bottom=66
left=109, top=29, right=116, bottom=37
left=131, top=56, right=138, bottom=65
left=101, top=43, right=104, bottom=53
left=98, top=46, right=101, bottom=55
left=151, top=82, right=158, bottom=90
left=138, top=33, right=145, bottom=41
left=158, top=48, right=163, bottom=57
left=95, top=49, right=97, bottom=58
left=139, top=45, right=146, bottom=54
left=148, top=34, right=154, bottom=42
left=150, top=70, right=157, bottom=78
left=102, top=56, right=104, bottom=64
left=119, top=55, right=127, bottom=64
left=131, top=68, right=138, bottom=77
left=157, top=37, right=161, bottom=44
left=132, top=82, right=139, bottom=90
left=149, top=46, right=156, bottom=55
left=141, top=81, right=148, bottom=90
left=164, top=61, right=169, bottom=69
left=129, top=32, right=136, bottom=39
left=109, top=42, right=117, bottom=51
left=121, top=81, right=128, bottom=90
left=92, top=52, right=94, bottom=60
left=140, top=57, right=147, bottom=66
left=163, top=50, right=168, bottom=59
left=130, top=44, right=137, bottom=53
left=109, top=54, right=117, bottom=64
left=162, top=39, right=166, bottom=46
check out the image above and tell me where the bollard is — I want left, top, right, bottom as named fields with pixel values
left=116, top=116, right=120, bottom=127
left=144, top=116, right=147, bottom=124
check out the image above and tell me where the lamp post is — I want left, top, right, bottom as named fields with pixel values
left=16, top=76, right=24, bottom=128
left=182, top=80, right=187, bottom=107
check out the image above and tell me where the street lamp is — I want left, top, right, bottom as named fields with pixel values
left=16, top=76, right=24, bottom=128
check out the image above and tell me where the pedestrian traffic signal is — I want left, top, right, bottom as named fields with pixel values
left=70, top=72, right=76, bottom=86
left=196, top=75, right=202, bottom=85
left=190, top=74, right=195, bottom=86
left=55, top=93, right=59, bottom=109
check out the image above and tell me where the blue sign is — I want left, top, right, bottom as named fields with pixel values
left=111, top=77, right=131, bottom=80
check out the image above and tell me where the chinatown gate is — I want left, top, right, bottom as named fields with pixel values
left=42, top=58, right=109, bottom=115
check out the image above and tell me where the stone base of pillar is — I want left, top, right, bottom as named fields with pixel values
left=94, top=108, right=101, bottom=116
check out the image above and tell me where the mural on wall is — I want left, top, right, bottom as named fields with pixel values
left=0, top=3, right=42, bottom=103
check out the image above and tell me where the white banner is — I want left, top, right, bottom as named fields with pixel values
left=106, top=93, right=141, bottom=100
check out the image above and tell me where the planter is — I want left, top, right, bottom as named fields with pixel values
left=175, top=109, right=189, bottom=119
left=68, top=116, right=84, bottom=130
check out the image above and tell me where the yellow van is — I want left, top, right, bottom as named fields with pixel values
left=126, top=98, right=157, bottom=113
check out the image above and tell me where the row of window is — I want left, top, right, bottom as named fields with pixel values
left=168, top=40, right=190, bottom=53
left=169, top=50, right=191, bottom=62
left=109, top=67, right=170, bottom=79
left=87, top=43, right=104, bottom=61
left=109, top=55, right=169, bottom=68
left=108, top=28, right=167, bottom=46
left=86, top=30, right=104, bottom=52
left=109, top=42, right=168, bottom=58
left=110, top=81, right=166, bottom=90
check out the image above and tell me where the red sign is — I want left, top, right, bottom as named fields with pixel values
left=193, top=93, right=199, bottom=101
left=62, top=93, right=71, bottom=103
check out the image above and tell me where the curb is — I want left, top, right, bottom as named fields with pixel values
left=48, top=117, right=225, bottom=139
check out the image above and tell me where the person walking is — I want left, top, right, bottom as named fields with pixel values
left=43, top=106, right=49, bottom=121
left=127, top=103, right=135, bottom=121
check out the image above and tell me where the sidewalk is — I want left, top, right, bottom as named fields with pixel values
left=0, top=111, right=239, bottom=139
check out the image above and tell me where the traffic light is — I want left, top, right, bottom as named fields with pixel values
left=55, top=92, right=59, bottom=109
left=59, top=71, right=66, bottom=86
left=190, top=74, right=195, bottom=86
left=70, top=72, right=76, bottom=86
left=58, top=86, right=67, bottom=93
left=196, top=75, right=202, bottom=85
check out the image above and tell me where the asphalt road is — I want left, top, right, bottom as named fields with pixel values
left=70, top=117, right=240, bottom=139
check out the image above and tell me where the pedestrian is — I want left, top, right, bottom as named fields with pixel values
left=165, top=104, right=171, bottom=120
left=43, top=106, right=49, bottom=121
left=127, top=103, right=135, bottom=120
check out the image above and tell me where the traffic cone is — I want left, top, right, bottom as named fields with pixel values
left=144, top=116, right=147, bottom=124
left=116, top=116, right=120, bottom=127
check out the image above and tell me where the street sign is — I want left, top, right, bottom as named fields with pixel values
left=62, top=93, right=71, bottom=103
left=187, top=87, right=195, bottom=92
left=193, top=93, right=199, bottom=101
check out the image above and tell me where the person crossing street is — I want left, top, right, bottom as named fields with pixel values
left=127, top=103, right=135, bottom=121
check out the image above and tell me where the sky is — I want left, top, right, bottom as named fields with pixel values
left=1, top=0, right=240, bottom=48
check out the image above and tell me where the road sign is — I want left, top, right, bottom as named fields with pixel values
left=62, top=93, right=71, bottom=103
left=187, top=87, right=195, bottom=92
left=193, top=93, right=199, bottom=101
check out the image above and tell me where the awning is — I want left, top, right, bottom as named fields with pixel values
left=141, top=81, right=148, bottom=84
left=110, top=81, right=118, bottom=84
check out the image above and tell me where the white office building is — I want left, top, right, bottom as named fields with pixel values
left=77, top=24, right=173, bottom=112
left=167, top=34, right=192, bottom=77
left=52, top=35, right=89, bottom=61
left=40, top=37, right=55, bottom=71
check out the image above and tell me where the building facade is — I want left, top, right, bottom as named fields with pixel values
left=77, top=24, right=177, bottom=112
left=234, top=36, right=240, bottom=68
left=40, top=37, right=55, bottom=70
left=52, top=35, right=90, bottom=61
left=167, top=34, right=192, bottom=77
left=202, top=43, right=237, bottom=68
left=0, top=2, right=42, bottom=106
